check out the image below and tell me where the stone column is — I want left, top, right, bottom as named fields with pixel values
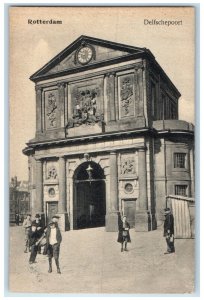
left=35, top=159, right=45, bottom=226
left=190, top=148, right=195, bottom=197
left=35, top=86, right=42, bottom=134
left=58, top=156, right=69, bottom=231
left=107, top=73, right=116, bottom=121
left=135, top=148, right=150, bottom=231
left=138, top=149, right=148, bottom=210
left=106, top=152, right=119, bottom=231
left=58, top=82, right=65, bottom=128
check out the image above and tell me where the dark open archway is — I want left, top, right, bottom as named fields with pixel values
left=73, top=161, right=106, bottom=229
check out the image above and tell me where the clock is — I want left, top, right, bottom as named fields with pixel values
left=77, top=46, right=93, bottom=64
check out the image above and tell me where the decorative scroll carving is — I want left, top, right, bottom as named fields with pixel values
left=47, top=166, right=58, bottom=180
left=120, top=75, right=134, bottom=118
left=46, top=92, right=57, bottom=127
left=67, top=87, right=104, bottom=128
left=121, top=158, right=135, bottom=175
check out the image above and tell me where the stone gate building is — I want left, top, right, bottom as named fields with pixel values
left=23, top=35, right=194, bottom=231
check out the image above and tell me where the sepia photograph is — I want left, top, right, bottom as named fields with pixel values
left=8, top=5, right=196, bottom=295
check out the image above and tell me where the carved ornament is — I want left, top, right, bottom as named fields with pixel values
left=121, top=158, right=135, bottom=175
left=120, top=76, right=134, bottom=116
left=66, top=87, right=104, bottom=128
left=46, top=92, right=57, bottom=127
left=47, top=165, right=58, bottom=180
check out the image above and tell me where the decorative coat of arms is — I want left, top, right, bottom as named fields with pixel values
left=67, top=88, right=104, bottom=128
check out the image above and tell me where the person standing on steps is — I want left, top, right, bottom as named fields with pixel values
left=46, top=221, right=62, bottom=274
left=117, top=215, right=131, bottom=252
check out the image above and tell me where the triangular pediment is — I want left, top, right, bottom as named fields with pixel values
left=30, top=35, right=147, bottom=82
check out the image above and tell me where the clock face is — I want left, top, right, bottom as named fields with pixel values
left=77, top=46, right=93, bottom=64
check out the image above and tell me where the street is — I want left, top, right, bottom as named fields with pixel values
left=8, top=225, right=195, bottom=294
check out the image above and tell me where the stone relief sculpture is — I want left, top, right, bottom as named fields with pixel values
left=120, top=76, right=134, bottom=117
left=46, top=92, right=57, bottom=127
left=67, top=88, right=104, bottom=128
left=47, top=165, right=58, bottom=180
left=121, top=158, right=135, bottom=175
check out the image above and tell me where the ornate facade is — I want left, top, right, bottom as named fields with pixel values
left=23, top=36, right=194, bottom=231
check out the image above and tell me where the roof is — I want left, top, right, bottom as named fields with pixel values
left=30, top=35, right=151, bottom=82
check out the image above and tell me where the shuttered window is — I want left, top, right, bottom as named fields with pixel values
left=175, top=185, right=187, bottom=196
left=174, top=153, right=186, bottom=168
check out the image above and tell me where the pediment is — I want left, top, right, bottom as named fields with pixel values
left=30, top=35, right=146, bottom=82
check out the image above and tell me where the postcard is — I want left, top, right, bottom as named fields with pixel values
left=9, top=6, right=195, bottom=295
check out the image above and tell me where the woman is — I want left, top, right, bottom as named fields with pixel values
left=117, top=215, right=131, bottom=252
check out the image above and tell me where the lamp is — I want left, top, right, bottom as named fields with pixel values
left=86, top=164, right=93, bottom=182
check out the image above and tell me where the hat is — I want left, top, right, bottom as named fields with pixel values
left=52, top=215, right=60, bottom=219
left=31, top=221, right=37, bottom=227
left=164, top=208, right=171, bottom=214
left=27, top=213, right=31, bottom=217
left=49, top=221, right=56, bottom=226
left=35, top=214, right=40, bottom=218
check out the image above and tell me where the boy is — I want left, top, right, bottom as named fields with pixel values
left=46, top=222, right=62, bottom=274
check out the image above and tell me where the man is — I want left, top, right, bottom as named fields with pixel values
left=52, top=215, right=60, bottom=225
left=46, top=221, right=62, bottom=274
left=32, top=214, right=44, bottom=254
left=15, top=213, right=20, bottom=226
left=33, top=214, right=43, bottom=233
left=163, top=208, right=175, bottom=254
left=28, top=222, right=41, bottom=264
left=22, top=213, right=32, bottom=253
left=117, top=215, right=131, bottom=252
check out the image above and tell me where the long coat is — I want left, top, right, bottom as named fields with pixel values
left=163, top=213, right=174, bottom=236
left=117, top=220, right=131, bottom=243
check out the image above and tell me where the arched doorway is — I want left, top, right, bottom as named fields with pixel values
left=73, top=161, right=106, bottom=229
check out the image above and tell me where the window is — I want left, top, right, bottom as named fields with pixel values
left=175, top=185, right=187, bottom=196
left=174, top=153, right=186, bottom=168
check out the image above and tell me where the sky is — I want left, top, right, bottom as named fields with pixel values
left=9, top=6, right=195, bottom=181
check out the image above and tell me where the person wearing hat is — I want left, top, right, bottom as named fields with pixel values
left=163, top=208, right=175, bottom=254
left=46, top=221, right=62, bottom=274
left=33, top=214, right=43, bottom=232
left=28, top=222, right=42, bottom=264
left=32, top=214, right=44, bottom=254
left=22, top=213, right=32, bottom=253
left=117, top=215, right=131, bottom=252
left=52, top=215, right=60, bottom=225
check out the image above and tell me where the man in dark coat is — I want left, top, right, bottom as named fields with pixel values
left=163, top=208, right=175, bottom=254
left=117, top=215, right=131, bottom=252
left=15, top=213, right=20, bottom=226
left=28, top=222, right=41, bottom=264
left=46, top=221, right=62, bottom=274
left=32, top=214, right=44, bottom=254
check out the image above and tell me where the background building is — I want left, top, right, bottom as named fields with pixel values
left=23, top=36, right=194, bottom=231
left=9, top=176, right=30, bottom=223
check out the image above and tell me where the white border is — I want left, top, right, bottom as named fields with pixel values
left=1, top=1, right=202, bottom=300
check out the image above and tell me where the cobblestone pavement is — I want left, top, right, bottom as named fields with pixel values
left=8, top=225, right=195, bottom=295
